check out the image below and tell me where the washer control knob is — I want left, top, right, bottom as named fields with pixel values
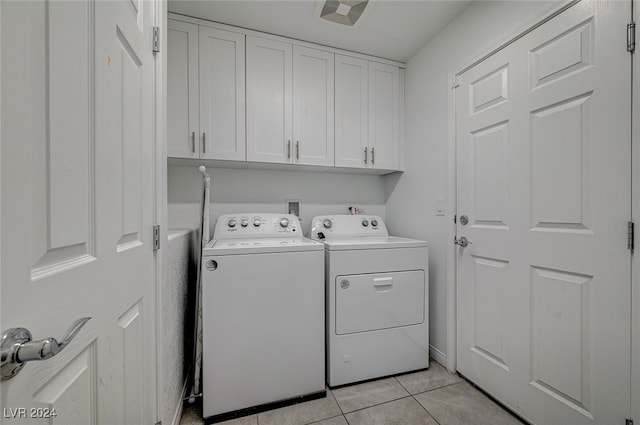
left=280, top=218, right=289, bottom=228
left=240, top=219, right=249, bottom=227
left=371, top=219, right=378, bottom=227
left=253, top=219, right=261, bottom=227
left=362, top=219, right=369, bottom=227
left=323, top=219, right=332, bottom=229
left=228, top=219, right=237, bottom=228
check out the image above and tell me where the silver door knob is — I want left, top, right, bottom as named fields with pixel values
left=1, top=317, right=91, bottom=381
left=454, top=236, right=472, bottom=247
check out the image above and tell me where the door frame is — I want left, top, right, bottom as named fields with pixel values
left=631, top=0, right=638, bottom=421
left=445, top=0, right=598, bottom=373
left=154, top=0, right=168, bottom=423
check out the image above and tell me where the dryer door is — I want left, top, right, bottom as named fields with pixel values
left=335, top=270, right=425, bottom=335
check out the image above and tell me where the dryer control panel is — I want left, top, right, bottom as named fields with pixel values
left=310, top=215, right=388, bottom=239
left=214, top=213, right=301, bottom=239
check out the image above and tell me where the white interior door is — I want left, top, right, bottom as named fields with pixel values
left=456, top=1, right=631, bottom=424
left=1, top=1, right=157, bottom=424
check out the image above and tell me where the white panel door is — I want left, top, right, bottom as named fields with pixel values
left=246, top=36, right=292, bottom=164
left=199, top=26, right=245, bottom=161
left=456, top=1, right=631, bottom=424
left=335, top=55, right=368, bottom=168
left=368, top=61, right=399, bottom=171
left=1, top=1, right=157, bottom=424
left=168, top=19, right=199, bottom=158
left=292, top=46, right=334, bottom=166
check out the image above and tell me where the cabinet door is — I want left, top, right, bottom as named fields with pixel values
left=168, top=20, right=199, bottom=158
left=369, top=61, right=400, bottom=170
left=335, top=55, right=368, bottom=168
left=246, top=36, right=292, bottom=164
left=293, top=46, right=334, bottom=166
left=199, top=26, right=245, bottom=161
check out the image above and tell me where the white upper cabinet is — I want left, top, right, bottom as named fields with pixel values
left=335, top=55, right=368, bottom=168
left=293, top=46, right=335, bottom=166
left=246, top=36, right=293, bottom=164
left=368, top=61, right=400, bottom=170
left=335, top=56, right=402, bottom=171
left=167, top=19, right=245, bottom=160
left=199, top=26, right=245, bottom=161
left=168, top=16, right=403, bottom=173
left=247, top=37, right=335, bottom=166
left=168, top=20, right=199, bottom=158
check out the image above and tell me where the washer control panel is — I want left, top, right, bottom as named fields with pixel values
left=310, top=215, right=388, bottom=239
left=214, top=213, right=301, bottom=239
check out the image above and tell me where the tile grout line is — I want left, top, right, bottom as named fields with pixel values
left=410, top=393, right=443, bottom=425
left=337, top=394, right=414, bottom=416
left=410, top=380, right=464, bottom=397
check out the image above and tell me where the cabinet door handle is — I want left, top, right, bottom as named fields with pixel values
left=191, top=132, right=195, bottom=153
left=202, top=133, right=206, bottom=154
left=296, top=141, right=300, bottom=160
left=364, top=147, right=368, bottom=164
left=371, top=147, right=375, bottom=165
left=287, top=140, right=291, bottom=159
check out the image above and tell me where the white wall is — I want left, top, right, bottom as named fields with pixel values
left=383, top=1, right=554, bottom=363
left=168, top=164, right=387, bottom=236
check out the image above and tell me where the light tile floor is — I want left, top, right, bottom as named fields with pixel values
left=180, top=362, right=525, bottom=425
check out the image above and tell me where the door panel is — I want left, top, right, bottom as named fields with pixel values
left=293, top=46, right=334, bottom=166
left=335, top=55, right=368, bottom=168
left=1, top=1, right=157, bottom=423
left=456, top=1, right=631, bottom=424
left=335, top=271, right=425, bottom=335
left=199, top=26, right=245, bottom=161
left=167, top=20, right=199, bottom=158
left=246, top=36, right=292, bottom=164
left=368, top=61, right=399, bottom=170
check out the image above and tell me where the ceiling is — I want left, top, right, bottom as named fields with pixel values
left=167, top=0, right=472, bottom=63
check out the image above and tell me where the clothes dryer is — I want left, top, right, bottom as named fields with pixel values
left=310, top=215, right=429, bottom=387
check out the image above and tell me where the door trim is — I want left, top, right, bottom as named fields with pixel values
left=154, top=0, right=166, bottom=423
left=631, top=0, right=638, bottom=421
left=445, top=0, right=582, bottom=373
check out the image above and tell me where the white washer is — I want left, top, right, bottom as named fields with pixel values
left=202, top=213, right=325, bottom=421
left=310, top=215, right=429, bottom=387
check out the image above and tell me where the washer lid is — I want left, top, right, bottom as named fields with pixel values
left=322, top=236, right=428, bottom=251
left=203, top=237, right=324, bottom=255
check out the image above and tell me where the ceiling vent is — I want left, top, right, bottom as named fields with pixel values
left=320, top=0, right=369, bottom=27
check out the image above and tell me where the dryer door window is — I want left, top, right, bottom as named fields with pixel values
left=335, top=270, right=425, bottom=335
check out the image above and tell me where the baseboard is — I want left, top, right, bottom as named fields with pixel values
left=172, top=378, right=189, bottom=425
left=429, top=345, right=447, bottom=368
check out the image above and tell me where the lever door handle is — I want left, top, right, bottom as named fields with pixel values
left=1, top=317, right=91, bottom=381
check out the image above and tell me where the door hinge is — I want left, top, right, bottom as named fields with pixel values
left=153, top=225, right=161, bottom=251
left=454, top=214, right=457, bottom=224
left=152, top=26, right=160, bottom=53
left=625, top=419, right=633, bottom=425
left=628, top=22, right=636, bottom=53
left=628, top=221, right=634, bottom=251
